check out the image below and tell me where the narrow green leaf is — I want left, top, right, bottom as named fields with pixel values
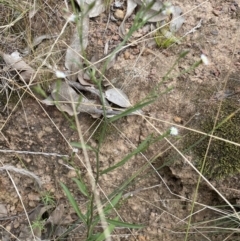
left=101, top=135, right=153, bottom=175
left=108, top=98, right=156, bottom=123
left=95, top=222, right=116, bottom=241
left=106, top=218, right=144, bottom=229
left=72, top=178, right=89, bottom=197
left=103, top=192, right=122, bottom=214
left=71, top=142, right=96, bottom=152
left=92, top=192, right=123, bottom=227
left=60, top=182, right=86, bottom=224
left=33, top=84, right=47, bottom=98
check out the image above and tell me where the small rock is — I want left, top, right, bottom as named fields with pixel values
left=28, top=201, right=36, bottom=207
left=112, top=35, right=119, bottom=41
left=129, top=54, right=134, bottom=59
left=67, top=170, right=77, bottom=178
left=211, top=29, right=218, bottom=36
left=114, top=9, right=124, bottom=20
left=124, top=51, right=130, bottom=59
left=138, top=235, right=146, bottom=241
left=6, top=225, right=11, bottom=232
left=45, top=126, right=52, bottom=133
left=173, top=116, right=183, bottom=124
left=13, top=220, right=20, bottom=229
left=212, top=10, right=220, bottom=16
left=28, top=193, right=40, bottom=201
left=0, top=204, right=8, bottom=217
left=97, top=39, right=103, bottom=46
left=132, top=48, right=140, bottom=55
left=230, top=4, right=237, bottom=11
left=10, top=206, right=15, bottom=212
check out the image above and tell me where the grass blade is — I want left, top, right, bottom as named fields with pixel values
left=92, top=192, right=123, bottom=227
left=60, top=182, right=86, bottom=224
left=101, top=135, right=153, bottom=175
left=72, top=177, right=89, bottom=197
left=108, top=98, right=156, bottom=123
left=103, top=192, right=123, bottom=214
left=71, top=141, right=96, bottom=152
left=106, top=218, right=144, bottom=229
left=95, top=221, right=116, bottom=241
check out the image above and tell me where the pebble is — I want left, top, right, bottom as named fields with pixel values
left=13, top=220, right=20, bottom=229
left=211, top=29, right=218, bottom=36
left=112, top=35, right=119, bottom=41
left=212, top=10, right=221, bottom=16
left=28, top=193, right=40, bottom=201
left=114, top=9, right=124, bottom=20
left=138, top=235, right=146, bottom=241
left=230, top=4, right=237, bottom=11
left=29, top=201, right=36, bottom=207
left=45, top=126, right=52, bottom=133
left=124, top=51, right=130, bottom=59
left=173, top=116, right=183, bottom=124
left=67, top=170, right=77, bottom=178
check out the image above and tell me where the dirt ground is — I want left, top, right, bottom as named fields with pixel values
left=1, top=0, right=240, bottom=240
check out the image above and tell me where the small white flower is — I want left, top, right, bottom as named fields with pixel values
left=163, top=6, right=174, bottom=15
left=72, top=148, right=79, bottom=153
left=170, top=127, right=178, bottom=136
left=200, top=54, right=209, bottom=65
left=67, top=14, right=77, bottom=22
left=55, top=70, right=66, bottom=78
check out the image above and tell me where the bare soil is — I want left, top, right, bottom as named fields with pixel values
left=0, top=0, right=240, bottom=240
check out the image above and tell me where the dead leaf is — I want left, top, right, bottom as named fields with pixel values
left=119, top=0, right=137, bottom=38
left=29, top=205, right=53, bottom=222
left=65, top=15, right=89, bottom=81
left=105, top=88, right=131, bottom=107
left=47, top=204, right=65, bottom=225
left=86, top=0, right=105, bottom=18
left=0, top=204, right=8, bottom=218
left=78, top=72, right=94, bottom=86
left=119, top=0, right=166, bottom=37
left=21, top=34, right=56, bottom=55
left=49, top=81, right=100, bottom=116
left=54, top=225, right=68, bottom=237
left=75, top=0, right=105, bottom=18
left=170, top=6, right=185, bottom=33
left=2, top=51, right=36, bottom=83
left=106, top=53, right=117, bottom=70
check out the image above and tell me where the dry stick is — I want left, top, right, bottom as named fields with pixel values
left=70, top=97, right=111, bottom=241
left=0, top=165, right=42, bottom=187
left=0, top=149, right=69, bottom=157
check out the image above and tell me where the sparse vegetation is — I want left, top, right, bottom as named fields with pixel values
left=0, top=0, right=240, bottom=241
left=185, top=99, right=240, bottom=179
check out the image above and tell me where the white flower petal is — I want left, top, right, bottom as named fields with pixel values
left=170, top=127, right=178, bottom=136
left=67, top=14, right=77, bottom=22
left=201, top=54, right=209, bottom=65
left=55, top=70, right=66, bottom=78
